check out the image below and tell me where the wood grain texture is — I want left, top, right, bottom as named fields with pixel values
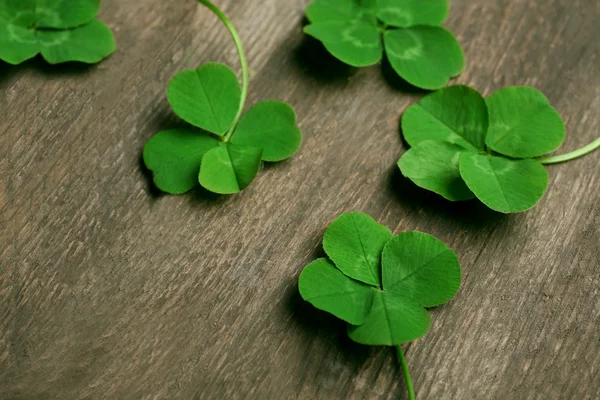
left=1, top=0, right=599, bottom=399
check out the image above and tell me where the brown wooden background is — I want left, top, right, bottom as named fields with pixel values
left=1, top=0, right=599, bottom=399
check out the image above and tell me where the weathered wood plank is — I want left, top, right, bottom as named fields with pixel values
left=1, top=0, right=598, bottom=399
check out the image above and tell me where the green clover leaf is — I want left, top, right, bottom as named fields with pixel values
left=458, top=153, right=549, bottom=213
left=304, top=21, right=383, bottom=67
left=230, top=101, right=303, bottom=162
left=299, top=212, right=461, bottom=343
left=0, top=0, right=115, bottom=65
left=398, top=140, right=475, bottom=201
left=485, top=86, right=566, bottom=158
left=383, top=26, right=464, bottom=91
left=199, top=143, right=263, bottom=194
left=304, top=0, right=464, bottom=89
left=299, top=212, right=461, bottom=399
left=299, top=258, right=375, bottom=325
left=322, top=211, right=393, bottom=286
left=348, top=230, right=461, bottom=345
left=305, top=0, right=378, bottom=24
left=142, top=1, right=303, bottom=196
left=376, top=0, right=449, bottom=27
left=401, top=83, right=488, bottom=151
left=167, top=63, right=242, bottom=137
left=397, top=85, right=571, bottom=213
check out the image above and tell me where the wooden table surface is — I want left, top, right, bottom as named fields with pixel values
left=1, top=0, right=599, bottom=399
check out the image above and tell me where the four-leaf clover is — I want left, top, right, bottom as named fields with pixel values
left=0, top=0, right=115, bottom=65
left=299, top=212, right=461, bottom=345
left=304, top=0, right=465, bottom=89
left=398, top=85, right=567, bottom=213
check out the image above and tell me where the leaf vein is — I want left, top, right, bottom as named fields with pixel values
left=417, top=104, right=475, bottom=149
left=351, top=215, right=379, bottom=285
left=196, top=68, right=223, bottom=134
left=224, top=146, right=241, bottom=191
left=485, top=157, right=511, bottom=210
left=306, top=290, right=368, bottom=300
left=380, top=294, right=394, bottom=344
left=387, top=249, right=447, bottom=292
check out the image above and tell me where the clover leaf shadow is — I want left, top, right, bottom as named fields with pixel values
left=261, top=158, right=294, bottom=171
left=285, top=282, right=373, bottom=367
left=0, top=62, right=20, bottom=84
left=388, top=165, right=507, bottom=231
left=35, top=58, right=97, bottom=77
left=292, top=19, right=356, bottom=85
left=138, top=151, right=228, bottom=206
left=139, top=104, right=228, bottom=206
left=284, top=239, right=392, bottom=375
left=390, top=166, right=511, bottom=231
left=381, top=57, right=430, bottom=95
left=188, top=185, right=229, bottom=206
left=0, top=56, right=97, bottom=84
left=291, top=17, right=437, bottom=97
left=138, top=153, right=165, bottom=200
left=392, top=122, right=508, bottom=230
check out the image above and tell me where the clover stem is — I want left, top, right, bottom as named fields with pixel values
left=197, top=0, right=249, bottom=142
left=538, top=136, right=600, bottom=165
left=397, top=346, right=416, bottom=400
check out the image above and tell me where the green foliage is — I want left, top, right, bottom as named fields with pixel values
left=231, top=101, right=302, bottom=162
left=0, top=0, right=115, bottom=65
left=198, top=143, right=263, bottom=194
left=398, top=85, right=566, bottom=213
left=485, top=87, right=566, bottom=158
left=459, top=153, right=549, bottom=213
left=167, top=63, right=242, bottom=136
left=402, top=85, right=487, bottom=150
left=323, top=211, right=393, bottom=286
left=304, top=0, right=464, bottom=89
left=398, top=140, right=475, bottom=201
left=143, top=1, right=302, bottom=195
left=299, top=210, right=462, bottom=400
left=299, top=212, right=461, bottom=345
left=143, top=129, right=220, bottom=195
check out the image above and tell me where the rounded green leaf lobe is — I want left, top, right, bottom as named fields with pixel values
left=384, top=26, right=464, bottom=90
left=143, top=128, right=220, bottom=194
left=376, top=0, right=449, bottom=28
left=323, top=212, right=393, bottom=286
left=39, top=19, right=115, bottom=64
left=398, top=140, right=475, bottom=201
left=402, top=85, right=488, bottom=150
left=304, top=21, right=383, bottom=67
left=168, top=63, right=242, bottom=136
left=382, top=231, right=462, bottom=307
left=299, top=258, right=375, bottom=325
left=0, top=0, right=114, bottom=65
left=459, top=153, right=549, bottom=213
left=348, top=291, right=431, bottom=345
left=199, top=143, right=263, bottom=194
left=232, top=101, right=303, bottom=162
left=305, top=0, right=377, bottom=24
left=485, top=86, right=566, bottom=158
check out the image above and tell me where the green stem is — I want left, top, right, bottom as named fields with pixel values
left=397, top=346, right=416, bottom=400
left=538, top=136, right=600, bottom=165
left=197, top=0, right=249, bottom=142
